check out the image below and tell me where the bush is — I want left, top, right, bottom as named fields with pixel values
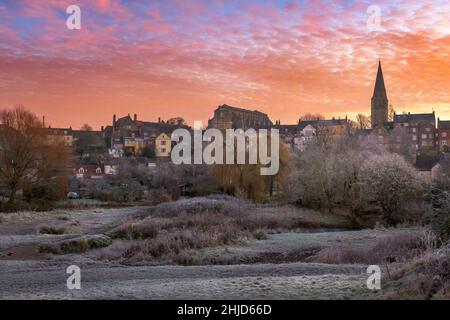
left=146, top=188, right=172, bottom=206
left=59, top=239, right=89, bottom=254
left=38, top=225, right=65, bottom=235
left=23, top=185, right=59, bottom=211
left=357, top=154, right=425, bottom=226
left=110, top=223, right=158, bottom=240
left=87, top=235, right=113, bottom=248
left=431, top=190, right=450, bottom=243
left=310, top=230, right=437, bottom=265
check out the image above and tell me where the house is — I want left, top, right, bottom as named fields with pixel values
left=44, top=127, right=73, bottom=147
left=437, top=118, right=450, bottom=152
left=415, top=154, right=440, bottom=182
left=295, top=123, right=316, bottom=151
left=155, top=132, right=172, bottom=157
left=104, top=164, right=119, bottom=175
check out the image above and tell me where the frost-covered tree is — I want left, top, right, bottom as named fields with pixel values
left=358, top=153, right=425, bottom=225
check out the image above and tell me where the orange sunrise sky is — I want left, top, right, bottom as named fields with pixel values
left=0, top=0, right=449, bottom=129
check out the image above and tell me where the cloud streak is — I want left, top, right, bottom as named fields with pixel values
left=0, top=0, right=449, bottom=129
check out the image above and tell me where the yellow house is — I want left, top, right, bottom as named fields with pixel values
left=155, top=132, right=172, bottom=157
left=124, top=137, right=146, bottom=154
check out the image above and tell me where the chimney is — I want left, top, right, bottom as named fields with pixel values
left=42, top=116, right=45, bottom=128
left=101, top=126, right=104, bottom=131
left=158, top=117, right=161, bottom=123
left=134, top=113, right=137, bottom=122
left=113, top=114, right=116, bottom=127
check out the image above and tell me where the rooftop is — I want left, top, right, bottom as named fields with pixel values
left=216, top=104, right=268, bottom=116
left=438, top=119, right=450, bottom=129
left=394, top=112, right=435, bottom=123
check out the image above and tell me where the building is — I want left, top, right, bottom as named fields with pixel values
left=271, top=118, right=349, bottom=151
left=364, top=61, right=439, bottom=161
left=371, top=61, right=389, bottom=128
left=155, top=132, right=172, bottom=157
left=103, top=113, right=188, bottom=157
left=438, top=118, right=450, bottom=152
left=415, top=154, right=440, bottom=182
left=44, top=127, right=73, bottom=147
left=208, top=104, right=273, bottom=130
left=393, top=112, right=437, bottom=152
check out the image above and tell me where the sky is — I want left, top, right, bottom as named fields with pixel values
left=0, top=0, right=449, bottom=129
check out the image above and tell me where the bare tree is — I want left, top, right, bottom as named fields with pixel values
left=355, top=114, right=371, bottom=130
left=0, top=106, right=66, bottom=204
left=299, top=113, right=324, bottom=122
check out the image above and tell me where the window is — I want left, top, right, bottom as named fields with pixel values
left=443, top=132, right=448, bottom=138
left=443, top=141, right=448, bottom=146
left=96, top=168, right=102, bottom=174
left=161, top=148, right=166, bottom=153
left=161, top=140, right=166, bottom=145
left=412, top=128, right=417, bottom=133
left=78, top=168, right=84, bottom=174
left=421, top=134, right=427, bottom=139
left=426, top=127, right=431, bottom=132
left=422, top=141, right=428, bottom=146
left=378, top=136, right=383, bottom=143
left=412, top=135, right=417, bottom=141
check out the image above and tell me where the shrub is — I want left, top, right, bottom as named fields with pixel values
left=358, top=154, right=425, bottom=226
left=23, top=185, right=59, bottom=211
left=87, top=235, right=113, bottom=248
left=310, top=231, right=435, bottom=265
left=431, top=190, right=450, bottom=243
left=146, top=188, right=172, bottom=206
left=60, top=239, right=89, bottom=254
left=38, top=225, right=65, bottom=235
left=110, top=223, right=158, bottom=240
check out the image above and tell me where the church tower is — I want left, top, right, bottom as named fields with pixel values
left=371, top=60, right=388, bottom=128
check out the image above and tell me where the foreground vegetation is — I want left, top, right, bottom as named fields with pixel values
left=95, top=196, right=351, bottom=265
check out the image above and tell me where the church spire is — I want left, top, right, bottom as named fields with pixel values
left=371, top=60, right=389, bottom=128
left=373, top=60, right=387, bottom=100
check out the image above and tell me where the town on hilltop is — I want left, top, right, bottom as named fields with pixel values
left=42, top=61, right=449, bottom=183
